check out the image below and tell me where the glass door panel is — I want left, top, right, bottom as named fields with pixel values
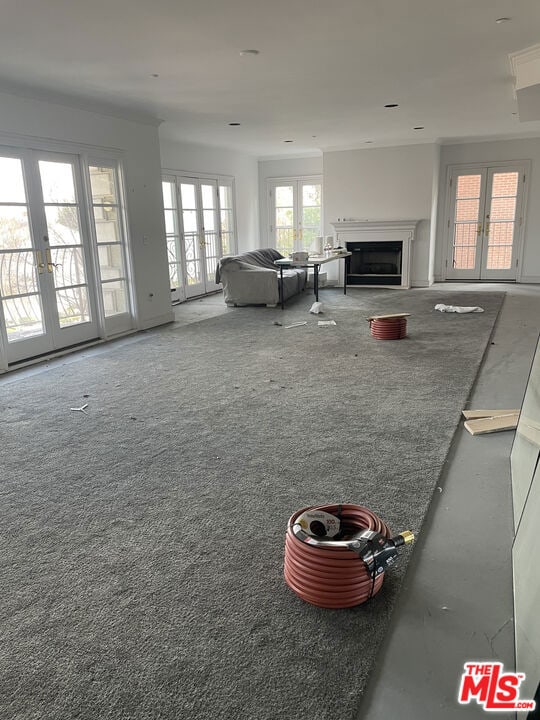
left=37, top=156, right=98, bottom=341
left=300, top=181, right=322, bottom=253
left=446, top=171, right=486, bottom=279
left=201, top=181, right=220, bottom=293
left=219, top=183, right=234, bottom=256
left=481, top=170, right=521, bottom=279
left=180, top=182, right=204, bottom=298
left=162, top=178, right=185, bottom=304
left=272, top=184, right=295, bottom=256
left=0, top=154, right=51, bottom=361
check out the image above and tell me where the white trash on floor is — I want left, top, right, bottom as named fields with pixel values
left=309, top=302, right=323, bottom=314
left=284, top=321, right=308, bottom=329
left=435, top=304, right=484, bottom=313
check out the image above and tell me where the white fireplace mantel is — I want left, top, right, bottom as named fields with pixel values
left=331, top=219, right=418, bottom=238
left=331, top=220, right=419, bottom=288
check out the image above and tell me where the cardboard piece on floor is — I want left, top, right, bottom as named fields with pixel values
left=462, top=409, right=520, bottom=420
left=464, top=413, right=520, bottom=436
left=366, top=313, right=411, bottom=321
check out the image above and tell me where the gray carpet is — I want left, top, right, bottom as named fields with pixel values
left=0, top=288, right=504, bottom=720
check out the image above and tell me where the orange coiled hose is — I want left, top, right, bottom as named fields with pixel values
left=369, top=317, right=407, bottom=340
left=284, top=503, right=392, bottom=609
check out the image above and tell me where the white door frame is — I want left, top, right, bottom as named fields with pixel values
left=442, top=160, right=530, bottom=282
left=162, top=170, right=237, bottom=301
left=177, top=176, right=212, bottom=299
left=0, top=133, right=135, bottom=371
left=1, top=148, right=101, bottom=364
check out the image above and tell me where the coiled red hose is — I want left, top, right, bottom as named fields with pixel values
left=284, top=503, right=392, bottom=609
left=369, top=317, right=407, bottom=340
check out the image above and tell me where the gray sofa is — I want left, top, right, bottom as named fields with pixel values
left=215, top=248, right=307, bottom=307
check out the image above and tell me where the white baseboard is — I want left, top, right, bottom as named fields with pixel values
left=433, top=276, right=540, bottom=285
left=138, top=312, right=175, bottom=330
left=411, top=280, right=430, bottom=288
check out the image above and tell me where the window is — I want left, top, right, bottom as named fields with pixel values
left=88, top=164, right=130, bottom=318
left=268, top=178, right=322, bottom=256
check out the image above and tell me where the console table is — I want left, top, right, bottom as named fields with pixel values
left=274, top=252, right=352, bottom=310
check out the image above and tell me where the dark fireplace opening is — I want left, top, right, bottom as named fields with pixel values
left=346, top=241, right=403, bottom=286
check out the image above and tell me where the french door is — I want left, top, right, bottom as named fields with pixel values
left=163, top=175, right=235, bottom=301
left=445, top=164, right=526, bottom=280
left=180, top=179, right=221, bottom=298
left=0, top=149, right=99, bottom=364
left=268, top=178, right=322, bottom=257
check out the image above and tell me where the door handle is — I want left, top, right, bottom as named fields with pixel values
left=485, top=215, right=490, bottom=236
left=45, top=248, right=62, bottom=272
left=35, top=250, right=45, bottom=274
left=477, top=223, right=483, bottom=236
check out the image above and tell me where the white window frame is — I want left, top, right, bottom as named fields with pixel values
left=266, top=175, right=323, bottom=253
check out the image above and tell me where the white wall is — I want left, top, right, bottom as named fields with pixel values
left=258, top=156, right=323, bottom=247
left=159, top=135, right=259, bottom=253
left=436, top=138, right=540, bottom=282
left=0, top=90, right=172, bottom=330
left=323, top=144, right=439, bottom=287
left=429, top=146, right=442, bottom=285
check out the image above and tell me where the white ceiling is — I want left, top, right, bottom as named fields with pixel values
left=2, top=0, right=540, bottom=158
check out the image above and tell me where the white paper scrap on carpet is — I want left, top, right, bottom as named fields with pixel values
left=318, top=320, right=336, bottom=326
left=435, top=304, right=484, bottom=313
left=284, top=321, right=307, bottom=329
left=309, top=301, right=323, bottom=314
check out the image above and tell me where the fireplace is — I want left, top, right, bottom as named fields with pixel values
left=347, top=241, right=402, bottom=286
left=331, top=220, right=418, bottom=289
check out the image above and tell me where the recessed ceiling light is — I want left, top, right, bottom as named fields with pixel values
left=151, top=73, right=159, bottom=78
left=365, top=140, right=374, bottom=144
left=228, top=122, right=241, bottom=126
left=284, top=140, right=294, bottom=143
left=413, top=126, right=425, bottom=130
left=312, top=135, right=317, bottom=138
left=384, top=103, right=399, bottom=108
left=495, top=17, right=511, bottom=23
left=512, top=112, right=518, bottom=116
left=240, top=49, right=260, bottom=56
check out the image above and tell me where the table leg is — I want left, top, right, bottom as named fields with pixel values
left=280, top=265, right=284, bottom=310
left=314, top=264, right=319, bottom=302
left=344, top=256, right=348, bottom=295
